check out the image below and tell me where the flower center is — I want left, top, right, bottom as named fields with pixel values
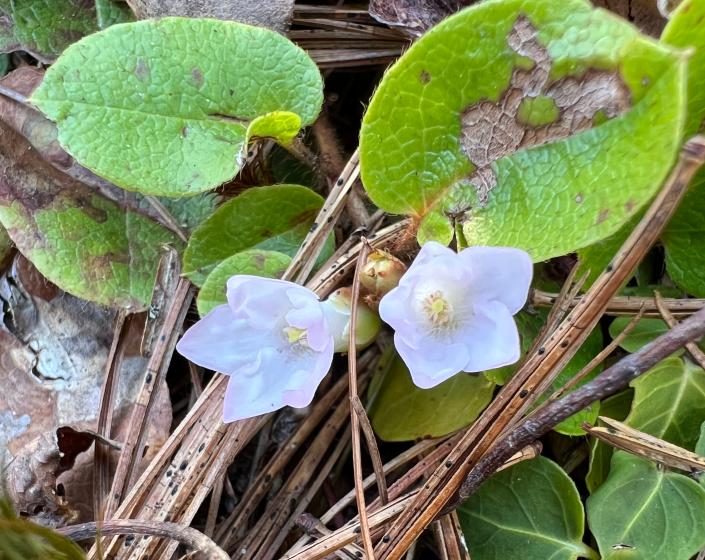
left=283, top=326, right=309, bottom=348
left=423, top=291, right=453, bottom=327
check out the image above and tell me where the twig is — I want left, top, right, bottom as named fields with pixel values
left=104, top=276, right=193, bottom=517
left=432, top=512, right=470, bottom=560
left=296, top=514, right=366, bottom=560
left=93, top=310, right=128, bottom=520
left=583, top=417, right=705, bottom=473
left=547, top=305, right=646, bottom=402
left=375, top=135, right=705, bottom=559
left=348, top=238, right=375, bottom=559
left=204, top=475, right=224, bottom=538
left=285, top=149, right=360, bottom=284
left=351, top=396, right=389, bottom=504
left=144, top=196, right=188, bottom=243
left=532, top=289, right=705, bottom=317
left=459, top=304, right=705, bottom=499
left=655, top=291, right=705, bottom=369
left=57, top=519, right=228, bottom=560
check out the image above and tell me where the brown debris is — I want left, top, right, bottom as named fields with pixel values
left=460, top=16, right=630, bottom=202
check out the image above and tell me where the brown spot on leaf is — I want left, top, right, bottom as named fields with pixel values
left=597, top=208, right=610, bottom=224
left=180, top=126, right=188, bottom=138
left=460, top=16, right=630, bottom=203
left=134, top=59, right=150, bottom=82
left=254, top=253, right=266, bottom=267
left=419, top=70, right=431, bottom=84
left=625, top=200, right=635, bottom=213
left=575, top=193, right=584, bottom=204
left=191, top=67, right=204, bottom=87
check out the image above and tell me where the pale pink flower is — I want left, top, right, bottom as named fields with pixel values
left=379, top=242, right=532, bottom=388
left=177, top=276, right=334, bottom=422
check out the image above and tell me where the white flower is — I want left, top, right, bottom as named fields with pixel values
left=378, top=242, right=532, bottom=389
left=176, top=276, right=334, bottom=422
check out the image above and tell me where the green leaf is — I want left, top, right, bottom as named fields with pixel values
left=587, top=452, right=705, bottom=560
left=608, top=316, right=669, bottom=353
left=0, top=0, right=98, bottom=62
left=626, top=356, right=705, bottom=450
left=359, top=0, right=686, bottom=261
left=586, top=390, right=633, bottom=494
left=486, top=308, right=602, bottom=435
left=95, top=0, right=134, bottom=29
left=661, top=0, right=705, bottom=136
left=662, top=169, right=705, bottom=296
left=197, top=249, right=291, bottom=316
left=368, top=354, right=494, bottom=441
left=31, top=17, right=323, bottom=196
left=459, top=456, right=595, bottom=560
left=149, top=193, right=218, bottom=233
left=697, top=421, right=705, bottom=456
left=183, top=185, right=329, bottom=287
left=0, top=121, right=179, bottom=310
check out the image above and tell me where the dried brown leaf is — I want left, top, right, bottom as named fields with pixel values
left=127, top=0, right=294, bottom=32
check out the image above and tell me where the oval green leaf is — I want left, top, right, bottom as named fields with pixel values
left=459, top=456, right=596, bottom=560
left=183, top=184, right=329, bottom=287
left=587, top=452, right=705, bottom=560
left=367, top=353, right=494, bottom=441
left=608, top=316, right=670, bottom=353
left=360, top=0, right=686, bottom=260
left=30, top=18, right=323, bottom=196
left=625, top=356, right=705, bottom=450
left=197, top=249, right=291, bottom=316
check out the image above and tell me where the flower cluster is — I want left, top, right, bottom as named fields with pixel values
left=177, top=243, right=532, bottom=422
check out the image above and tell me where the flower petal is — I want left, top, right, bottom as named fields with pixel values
left=227, top=276, right=297, bottom=329
left=176, top=305, right=265, bottom=374
left=457, top=246, right=532, bottom=313
left=394, top=334, right=470, bottom=389
left=459, top=300, right=521, bottom=372
left=221, top=338, right=334, bottom=422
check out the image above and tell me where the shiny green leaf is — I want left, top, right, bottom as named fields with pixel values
left=459, top=456, right=596, bottom=560
left=368, top=354, right=494, bottom=441
left=183, top=185, right=329, bottom=287
left=197, top=249, right=291, bottom=316
left=588, top=452, right=705, bottom=560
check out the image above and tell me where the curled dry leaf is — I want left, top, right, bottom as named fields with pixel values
left=0, top=255, right=171, bottom=524
left=369, top=0, right=475, bottom=37
left=126, top=0, right=294, bottom=32
left=593, top=0, right=667, bottom=37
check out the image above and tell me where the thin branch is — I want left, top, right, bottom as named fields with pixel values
left=348, top=238, right=375, bottom=559
left=459, top=304, right=705, bottom=499
left=655, top=291, right=705, bottom=369
left=93, top=310, right=128, bottom=520
left=351, top=395, right=389, bottom=504
left=532, top=289, right=705, bottom=318
left=547, top=305, right=646, bottom=402
left=57, top=519, right=228, bottom=560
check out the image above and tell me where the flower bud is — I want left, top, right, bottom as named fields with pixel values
left=321, top=287, right=381, bottom=352
left=360, top=249, right=406, bottom=298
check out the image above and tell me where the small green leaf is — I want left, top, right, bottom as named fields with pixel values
left=0, top=122, right=179, bottom=310
left=696, top=422, right=705, bottom=456
left=588, top=452, right=705, bottom=560
left=360, top=0, right=686, bottom=261
left=368, top=354, right=494, bottom=441
left=197, top=249, right=291, bottom=316
left=149, top=193, right=218, bottom=233
left=0, top=0, right=98, bottom=62
left=459, top=456, right=595, bottom=560
left=626, top=356, right=705, bottom=450
left=586, top=390, right=633, bottom=494
left=31, top=18, right=323, bottom=196
left=608, top=316, right=670, bottom=353
left=183, top=185, right=329, bottom=287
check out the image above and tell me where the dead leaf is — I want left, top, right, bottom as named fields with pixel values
left=369, top=0, right=475, bottom=37
left=127, top=0, right=294, bottom=32
left=593, top=0, right=666, bottom=37
left=0, top=255, right=171, bottom=524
